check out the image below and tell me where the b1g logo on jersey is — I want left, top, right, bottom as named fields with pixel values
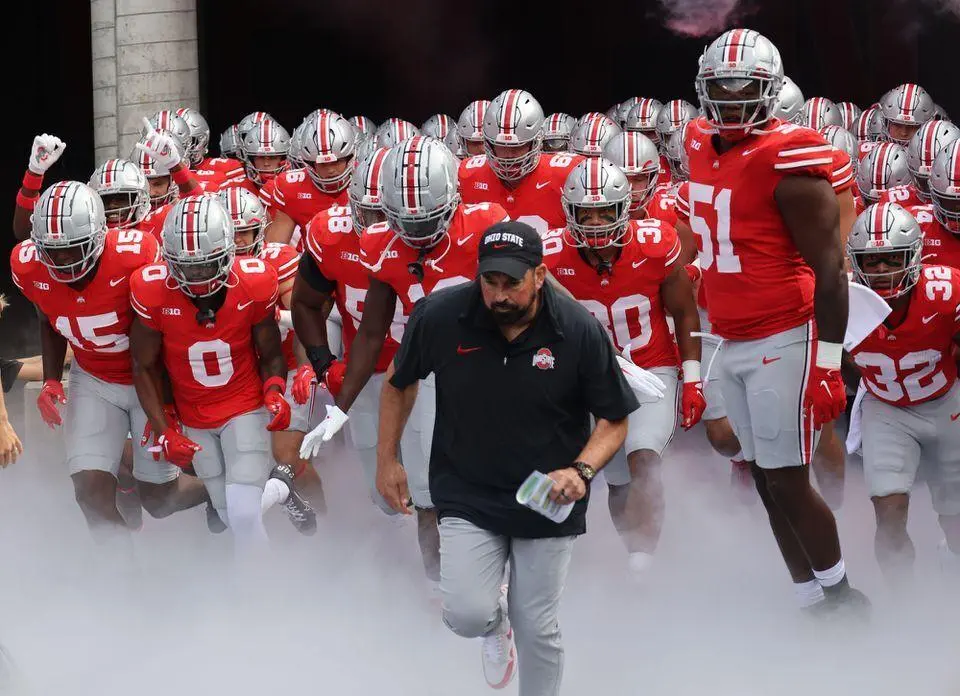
left=297, top=192, right=313, bottom=200
left=925, top=239, right=941, bottom=247
left=33, top=281, right=50, bottom=291
left=341, top=251, right=360, bottom=263
left=473, top=182, right=489, bottom=191
left=162, top=307, right=182, bottom=316
left=554, top=267, right=575, bottom=276
left=532, top=347, right=555, bottom=370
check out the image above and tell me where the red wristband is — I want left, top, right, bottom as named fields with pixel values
left=171, top=163, right=193, bottom=187
left=16, top=190, right=39, bottom=211
left=262, top=376, right=286, bottom=395
left=22, top=170, right=44, bottom=190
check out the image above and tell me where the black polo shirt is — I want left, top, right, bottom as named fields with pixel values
left=390, top=280, right=639, bottom=539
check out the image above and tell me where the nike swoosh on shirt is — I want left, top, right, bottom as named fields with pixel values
left=109, top=277, right=126, bottom=287
left=237, top=300, right=254, bottom=311
left=535, top=182, right=550, bottom=190
left=922, top=313, right=938, bottom=324
left=457, top=234, right=475, bottom=247
left=632, top=259, right=647, bottom=268
left=742, top=148, right=759, bottom=156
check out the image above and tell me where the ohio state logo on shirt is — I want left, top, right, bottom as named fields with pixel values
left=532, top=347, right=555, bottom=370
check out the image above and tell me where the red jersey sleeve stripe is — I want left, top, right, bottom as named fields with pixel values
left=777, top=145, right=834, bottom=157
left=664, top=237, right=683, bottom=267
left=11, top=271, right=22, bottom=290
left=774, top=158, right=834, bottom=170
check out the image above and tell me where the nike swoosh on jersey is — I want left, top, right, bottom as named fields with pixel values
left=632, top=259, right=647, bottom=269
left=535, top=182, right=550, bottom=190
left=109, top=277, right=126, bottom=287
left=237, top=300, right=254, bottom=311
left=457, top=234, right=475, bottom=247
left=922, top=314, right=938, bottom=324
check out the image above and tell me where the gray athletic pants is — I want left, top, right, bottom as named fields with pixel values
left=439, top=516, right=576, bottom=696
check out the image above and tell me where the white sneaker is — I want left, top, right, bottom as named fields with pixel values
left=627, top=551, right=654, bottom=582
left=481, top=586, right=516, bottom=689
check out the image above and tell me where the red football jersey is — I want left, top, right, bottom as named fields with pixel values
left=304, top=205, right=401, bottom=373
left=850, top=265, right=960, bottom=406
left=11, top=229, right=160, bottom=385
left=831, top=148, right=855, bottom=194
left=656, top=154, right=672, bottom=188
left=130, top=257, right=279, bottom=429
left=882, top=185, right=925, bottom=209
left=543, top=219, right=682, bottom=369
left=647, top=184, right=680, bottom=227
left=260, top=242, right=300, bottom=371
left=140, top=203, right=172, bottom=242
left=260, top=169, right=349, bottom=230
left=219, top=175, right=262, bottom=198
left=683, top=117, right=834, bottom=340
left=458, top=152, right=583, bottom=235
left=910, top=204, right=960, bottom=269
left=358, top=202, right=508, bottom=341
left=192, top=157, right=245, bottom=193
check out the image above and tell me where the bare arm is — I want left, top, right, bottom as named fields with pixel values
left=38, top=310, right=68, bottom=382
left=335, top=276, right=397, bottom=412
left=130, top=316, right=168, bottom=433
left=376, top=360, right=419, bottom=469
left=660, top=265, right=701, bottom=364
left=575, top=417, right=628, bottom=472
left=776, top=175, right=848, bottom=344
left=673, top=219, right=698, bottom=265
left=265, top=209, right=296, bottom=245
left=252, top=315, right=287, bottom=386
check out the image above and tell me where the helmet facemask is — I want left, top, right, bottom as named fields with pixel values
left=307, top=156, right=353, bottom=194
left=625, top=169, right=659, bottom=214
left=884, top=119, right=921, bottom=148
left=849, top=246, right=922, bottom=298
left=387, top=194, right=459, bottom=250
left=484, top=134, right=543, bottom=183
left=697, top=76, right=780, bottom=139
left=101, top=190, right=149, bottom=229
left=932, top=189, right=960, bottom=233
left=233, top=222, right=265, bottom=257
left=564, top=200, right=631, bottom=250
left=245, top=155, right=288, bottom=187
left=165, top=247, right=235, bottom=298
left=147, top=176, right=178, bottom=209
left=35, top=230, right=106, bottom=284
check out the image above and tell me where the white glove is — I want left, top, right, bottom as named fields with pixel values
left=28, top=134, right=66, bottom=174
left=277, top=309, right=294, bottom=332
left=135, top=117, right=182, bottom=170
left=616, top=355, right=666, bottom=403
left=299, top=404, right=349, bottom=460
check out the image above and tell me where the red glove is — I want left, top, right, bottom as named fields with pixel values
left=37, top=379, right=67, bottom=428
left=152, top=427, right=201, bottom=469
left=804, top=341, right=847, bottom=428
left=263, top=376, right=292, bottom=432
left=680, top=360, right=706, bottom=430
left=291, top=364, right=316, bottom=405
left=322, top=359, right=347, bottom=399
left=140, top=406, right=182, bottom=461
left=684, top=263, right=702, bottom=285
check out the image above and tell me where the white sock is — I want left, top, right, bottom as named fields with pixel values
left=731, top=450, right=745, bottom=463
left=813, top=559, right=846, bottom=588
left=628, top=551, right=655, bottom=575
left=794, top=579, right=825, bottom=608
left=260, top=478, right=290, bottom=514
left=226, top=483, right=269, bottom=553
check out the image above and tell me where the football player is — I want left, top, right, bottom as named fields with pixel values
left=297, top=136, right=508, bottom=594
left=773, top=76, right=804, bottom=124
left=545, top=158, right=703, bottom=578
left=543, top=113, right=576, bottom=153
left=130, top=195, right=289, bottom=551
left=883, top=120, right=960, bottom=208
left=374, top=118, right=420, bottom=149
left=175, top=107, right=245, bottom=192
left=220, top=124, right=241, bottom=160
left=623, top=98, right=671, bottom=187
left=263, top=111, right=354, bottom=248
left=799, top=97, right=843, bottom=131
left=654, top=100, right=699, bottom=152
left=912, top=141, right=960, bottom=269
left=11, top=182, right=210, bottom=540
left=568, top=114, right=622, bottom=158
left=846, top=203, right=960, bottom=583
left=220, top=117, right=291, bottom=199
left=856, top=142, right=912, bottom=213
left=13, top=134, right=67, bottom=240
left=456, top=100, right=490, bottom=156
left=459, top=89, right=583, bottom=236
left=219, top=187, right=322, bottom=534
left=88, top=159, right=152, bottom=232
left=837, top=101, right=862, bottom=131
left=687, top=29, right=868, bottom=614
left=878, top=83, right=937, bottom=147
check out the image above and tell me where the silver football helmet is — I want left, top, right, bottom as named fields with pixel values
left=142, top=111, right=192, bottom=152
left=31, top=181, right=107, bottom=283
left=89, top=158, right=151, bottom=230
left=696, top=29, right=784, bottom=133
left=837, top=101, right=862, bottom=131
left=288, top=121, right=307, bottom=170
left=299, top=111, right=356, bottom=193
left=220, top=124, right=241, bottom=159
left=854, top=106, right=883, bottom=143
left=856, top=142, right=912, bottom=205
left=375, top=118, right=420, bottom=149
left=380, top=136, right=461, bottom=248
left=422, top=114, right=454, bottom=140
left=174, top=107, right=210, bottom=167
left=349, top=115, right=378, bottom=141
left=562, top=157, right=632, bottom=249
left=161, top=195, right=236, bottom=298
left=848, top=203, right=923, bottom=298
left=664, top=121, right=693, bottom=181
left=569, top=114, right=622, bottom=157
left=773, top=76, right=804, bottom=123
left=819, top=125, right=859, bottom=164
left=347, top=145, right=390, bottom=234
left=906, top=119, right=960, bottom=201
left=457, top=100, right=491, bottom=154
left=655, top=100, right=698, bottom=146
left=544, top=113, right=576, bottom=152
left=240, top=118, right=291, bottom=186
left=879, top=83, right=936, bottom=146
left=930, top=140, right=960, bottom=233
left=615, top=97, right=642, bottom=128
left=218, top=186, right=268, bottom=257
left=482, top=89, right=545, bottom=182
left=129, top=138, right=179, bottom=209
left=237, top=111, right=276, bottom=145
left=623, top=99, right=664, bottom=143
left=602, top=132, right=661, bottom=213
left=801, top=97, right=843, bottom=130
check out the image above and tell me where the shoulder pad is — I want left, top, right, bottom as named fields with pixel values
left=235, top=257, right=279, bottom=302
left=634, top=219, right=680, bottom=262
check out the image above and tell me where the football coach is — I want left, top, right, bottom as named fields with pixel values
left=376, top=221, right=640, bottom=696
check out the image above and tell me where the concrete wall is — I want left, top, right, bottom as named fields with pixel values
left=90, top=0, right=200, bottom=164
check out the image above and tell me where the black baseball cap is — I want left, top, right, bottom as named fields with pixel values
left=477, top=221, right=544, bottom=280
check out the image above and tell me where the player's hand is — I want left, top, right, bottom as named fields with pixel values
left=264, top=390, right=292, bottom=432
left=36, top=379, right=67, bottom=429
left=546, top=467, right=587, bottom=503
left=616, top=355, right=666, bottom=402
left=376, top=457, right=412, bottom=515
left=150, top=427, right=201, bottom=469
left=136, top=118, right=182, bottom=170
left=28, top=134, right=66, bottom=175
left=0, top=419, right=23, bottom=468
left=320, top=359, right=347, bottom=399
left=299, top=404, right=349, bottom=459
left=681, top=381, right=706, bottom=430
left=291, top=364, right=316, bottom=405
left=140, top=406, right=181, bottom=461
left=805, top=341, right=847, bottom=428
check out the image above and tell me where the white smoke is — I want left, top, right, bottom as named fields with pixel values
left=658, top=0, right=757, bottom=37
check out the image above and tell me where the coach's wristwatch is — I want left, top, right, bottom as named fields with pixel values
left=573, top=461, right=596, bottom=485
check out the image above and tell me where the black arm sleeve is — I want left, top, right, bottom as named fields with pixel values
left=579, top=317, right=640, bottom=421
left=389, top=297, right=434, bottom=390
left=297, top=251, right=336, bottom=294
